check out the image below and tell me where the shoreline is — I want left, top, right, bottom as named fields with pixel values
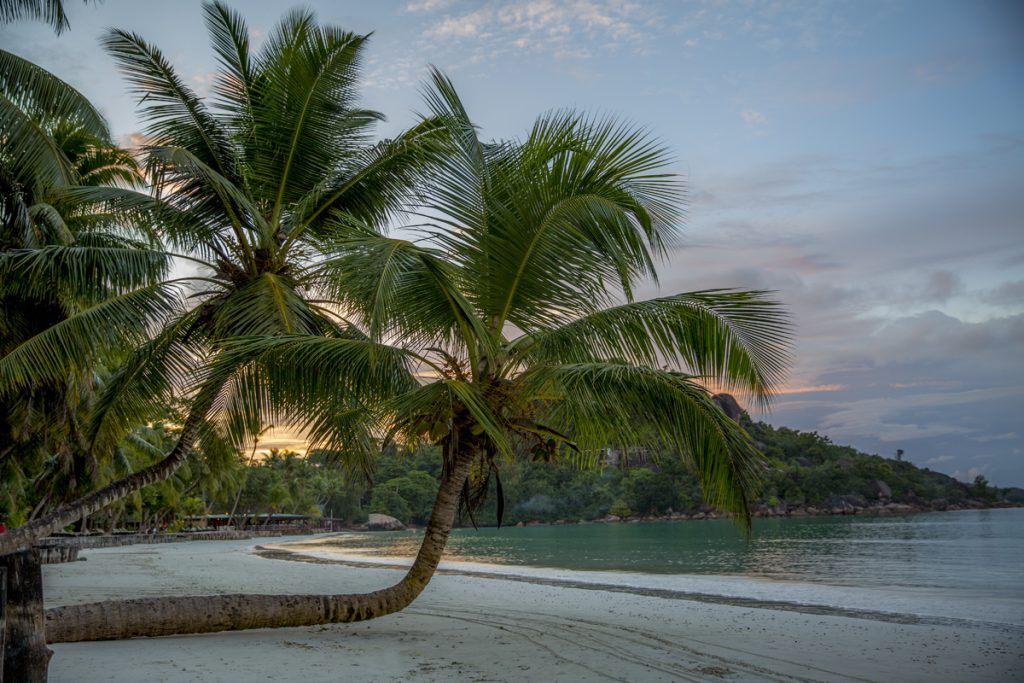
left=365, top=501, right=1024, bottom=534
left=42, top=536, right=1024, bottom=682
left=29, top=501, right=1016, bottom=545
left=253, top=543, right=1024, bottom=634
left=501, top=500, right=1024, bottom=528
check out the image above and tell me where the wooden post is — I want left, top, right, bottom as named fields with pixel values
left=2, top=551, right=52, bottom=683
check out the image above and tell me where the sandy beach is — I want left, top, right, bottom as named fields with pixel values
left=42, top=535, right=1022, bottom=682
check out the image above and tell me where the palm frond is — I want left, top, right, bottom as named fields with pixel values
left=102, top=29, right=237, bottom=182
left=147, top=144, right=266, bottom=236
left=24, top=202, right=72, bottom=245
left=0, top=282, right=183, bottom=392
left=0, top=244, right=171, bottom=304
left=0, top=88, right=72, bottom=187
left=515, top=289, right=791, bottom=409
left=517, top=362, right=763, bottom=525
left=417, top=70, right=684, bottom=331
left=0, top=0, right=81, bottom=34
left=246, top=9, right=373, bottom=229
left=209, top=273, right=331, bottom=337
left=287, top=116, right=447, bottom=243
left=195, top=417, right=241, bottom=486
left=203, top=0, right=254, bottom=120
left=419, top=66, right=486, bottom=172
left=72, top=143, right=145, bottom=188
left=0, top=48, right=107, bottom=133
left=58, top=185, right=225, bottom=259
left=87, top=313, right=205, bottom=456
left=309, top=230, right=487, bottom=351
left=201, top=334, right=419, bottom=460
left=442, top=379, right=513, bottom=459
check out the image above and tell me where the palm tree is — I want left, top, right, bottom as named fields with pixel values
left=45, top=69, right=790, bottom=641
left=0, top=45, right=165, bottom=683
left=0, top=1, right=439, bottom=556
left=0, top=48, right=165, bottom=526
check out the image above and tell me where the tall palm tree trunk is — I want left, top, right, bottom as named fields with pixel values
left=2, top=550, right=50, bottom=683
left=0, top=393, right=215, bottom=557
left=44, top=448, right=477, bottom=642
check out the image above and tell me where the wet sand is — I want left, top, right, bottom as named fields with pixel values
left=43, top=535, right=1023, bottom=682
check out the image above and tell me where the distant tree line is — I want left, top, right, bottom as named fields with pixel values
left=9, top=409, right=1014, bottom=533
left=356, top=422, right=1020, bottom=526
left=213, top=417, right=1021, bottom=528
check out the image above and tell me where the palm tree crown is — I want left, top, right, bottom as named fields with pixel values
left=0, top=1, right=437, bottom=554
left=219, top=69, right=790, bottom=525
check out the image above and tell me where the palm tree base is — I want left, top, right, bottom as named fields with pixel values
left=2, top=550, right=52, bottom=683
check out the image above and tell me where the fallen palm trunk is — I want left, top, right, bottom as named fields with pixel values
left=45, top=450, right=474, bottom=642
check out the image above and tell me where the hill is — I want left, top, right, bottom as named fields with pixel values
left=346, top=394, right=1023, bottom=527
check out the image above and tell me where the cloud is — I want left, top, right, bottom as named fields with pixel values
left=417, top=0, right=659, bottom=63
left=405, top=0, right=454, bottom=12
left=776, top=384, right=845, bottom=395
left=740, top=110, right=767, bottom=128
left=117, top=132, right=154, bottom=151
left=190, top=71, right=218, bottom=96
left=251, top=428, right=309, bottom=456
left=554, top=46, right=593, bottom=60
left=980, top=280, right=1024, bottom=308
left=912, top=58, right=970, bottom=85
left=951, top=466, right=989, bottom=483
left=975, top=432, right=1019, bottom=442
left=426, top=10, right=491, bottom=38
left=375, top=2, right=1024, bottom=487
left=364, top=55, right=423, bottom=90
left=921, top=271, right=964, bottom=302
left=889, top=380, right=962, bottom=389
left=925, top=455, right=954, bottom=465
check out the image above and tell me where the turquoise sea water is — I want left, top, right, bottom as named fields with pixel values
left=308, top=508, right=1024, bottom=624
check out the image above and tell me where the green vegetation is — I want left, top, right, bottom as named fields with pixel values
left=748, top=420, right=992, bottom=509
left=128, top=412, right=1013, bottom=531
left=323, top=408, right=1021, bottom=526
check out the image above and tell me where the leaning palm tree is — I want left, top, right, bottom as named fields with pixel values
left=46, top=69, right=789, bottom=641
left=0, top=47, right=168, bottom=526
left=0, top=1, right=439, bottom=556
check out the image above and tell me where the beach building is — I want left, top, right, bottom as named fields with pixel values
left=185, top=513, right=314, bottom=532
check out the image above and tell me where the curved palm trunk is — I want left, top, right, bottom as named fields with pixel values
left=44, top=449, right=476, bottom=642
left=0, top=393, right=215, bottom=557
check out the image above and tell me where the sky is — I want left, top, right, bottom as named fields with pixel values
left=2, top=1, right=1022, bottom=485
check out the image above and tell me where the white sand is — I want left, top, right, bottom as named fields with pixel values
left=43, top=535, right=1023, bottom=682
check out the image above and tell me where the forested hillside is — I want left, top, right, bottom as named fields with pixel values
left=307, top=396, right=1023, bottom=527
left=15, top=398, right=1018, bottom=532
